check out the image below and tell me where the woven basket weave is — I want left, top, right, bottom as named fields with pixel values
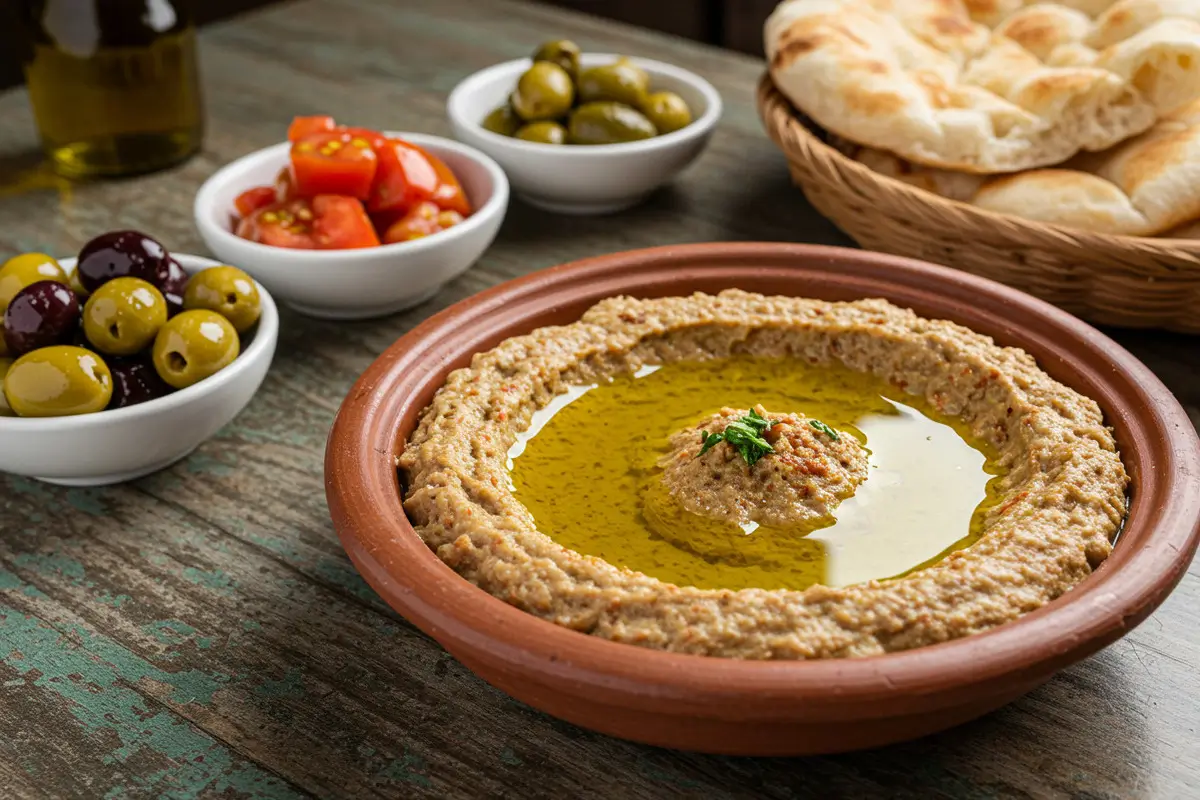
left=757, top=74, right=1200, bottom=334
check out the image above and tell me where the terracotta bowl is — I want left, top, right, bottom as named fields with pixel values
left=325, top=243, right=1200, bottom=755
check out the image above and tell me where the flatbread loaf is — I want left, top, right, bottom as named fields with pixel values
left=765, top=0, right=1200, bottom=173
left=1163, top=219, right=1200, bottom=238
left=832, top=99, right=1200, bottom=236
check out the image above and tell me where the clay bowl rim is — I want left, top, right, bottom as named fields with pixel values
left=325, top=242, right=1200, bottom=723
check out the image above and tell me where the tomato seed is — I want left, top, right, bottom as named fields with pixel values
left=296, top=208, right=313, bottom=221
left=351, top=138, right=369, bottom=148
left=262, top=212, right=278, bottom=223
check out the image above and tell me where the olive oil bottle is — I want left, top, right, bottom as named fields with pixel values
left=18, top=0, right=204, bottom=179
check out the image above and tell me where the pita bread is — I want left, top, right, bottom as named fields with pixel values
left=765, top=0, right=1200, bottom=172
left=1163, top=218, right=1200, bottom=237
left=832, top=99, right=1200, bottom=235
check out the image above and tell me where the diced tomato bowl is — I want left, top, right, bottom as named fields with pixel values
left=194, top=125, right=508, bottom=320
left=228, top=117, right=478, bottom=251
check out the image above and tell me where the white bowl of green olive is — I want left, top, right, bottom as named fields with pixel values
left=448, top=43, right=721, bottom=214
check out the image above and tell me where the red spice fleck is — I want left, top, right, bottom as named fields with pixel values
left=996, top=491, right=1029, bottom=516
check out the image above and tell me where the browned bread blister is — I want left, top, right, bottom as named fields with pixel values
left=765, top=0, right=1200, bottom=173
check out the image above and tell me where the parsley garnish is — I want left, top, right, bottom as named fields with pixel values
left=698, top=430, right=725, bottom=455
left=808, top=419, right=839, bottom=441
left=696, top=408, right=777, bottom=466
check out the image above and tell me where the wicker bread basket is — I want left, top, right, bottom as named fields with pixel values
left=757, top=74, right=1200, bottom=334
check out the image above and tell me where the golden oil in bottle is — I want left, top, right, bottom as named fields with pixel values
left=19, top=0, right=204, bottom=179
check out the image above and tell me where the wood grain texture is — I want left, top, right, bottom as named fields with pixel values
left=0, top=0, right=1196, bottom=797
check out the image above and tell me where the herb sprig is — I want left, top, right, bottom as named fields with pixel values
left=697, top=409, right=777, bottom=466
left=808, top=419, right=840, bottom=441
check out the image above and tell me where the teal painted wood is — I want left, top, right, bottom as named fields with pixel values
left=0, top=0, right=1197, bottom=797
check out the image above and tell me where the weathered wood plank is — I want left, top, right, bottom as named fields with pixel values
left=0, top=0, right=1197, bottom=798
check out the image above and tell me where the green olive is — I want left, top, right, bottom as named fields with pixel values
left=641, top=91, right=692, bottom=134
left=3, top=346, right=112, bottom=417
left=152, top=309, right=239, bottom=390
left=511, top=61, right=575, bottom=122
left=531, top=39, right=581, bottom=80
left=183, top=266, right=261, bottom=334
left=0, top=252, right=68, bottom=314
left=481, top=105, right=521, bottom=136
left=514, top=121, right=568, bottom=144
left=83, top=277, right=168, bottom=357
left=0, top=357, right=14, bottom=416
left=568, top=101, right=657, bottom=145
left=577, top=62, right=649, bottom=107
left=615, top=56, right=649, bottom=88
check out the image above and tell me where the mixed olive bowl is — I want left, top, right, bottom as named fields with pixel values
left=0, top=254, right=278, bottom=486
left=448, top=54, right=722, bottom=214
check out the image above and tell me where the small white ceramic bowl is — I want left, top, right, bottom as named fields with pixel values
left=193, top=132, right=508, bottom=320
left=448, top=54, right=722, bottom=214
left=0, top=254, right=278, bottom=487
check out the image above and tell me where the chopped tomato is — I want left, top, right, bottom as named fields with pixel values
left=234, top=186, right=278, bottom=218
left=420, top=149, right=473, bottom=216
left=382, top=201, right=464, bottom=244
left=291, top=131, right=378, bottom=200
left=288, top=115, right=336, bottom=142
left=236, top=198, right=318, bottom=249
left=237, top=119, right=473, bottom=252
left=368, top=138, right=439, bottom=214
left=369, top=209, right=405, bottom=234
left=275, top=166, right=296, bottom=202
left=337, top=125, right=387, bottom=150
left=235, top=195, right=379, bottom=250
left=311, top=195, right=380, bottom=249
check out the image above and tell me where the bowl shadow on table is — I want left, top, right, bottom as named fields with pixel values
left=766, top=649, right=1153, bottom=795
left=497, top=165, right=850, bottom=251
left=225, top=541, right=1150, bottom=798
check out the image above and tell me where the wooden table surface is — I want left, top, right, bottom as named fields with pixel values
left=1, top=1, right=1197, bottom=797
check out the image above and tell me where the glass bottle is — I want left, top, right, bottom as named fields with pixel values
left=18, top=0, right=204, bottom=179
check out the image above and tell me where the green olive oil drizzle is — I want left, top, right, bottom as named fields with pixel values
left=508, top=357, right=1005, bottom=592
